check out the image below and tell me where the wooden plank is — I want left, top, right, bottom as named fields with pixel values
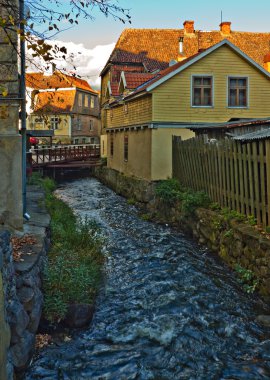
left=220, top=142, right=226, bottom=207
left=237, top=142, right=245, bottom=214
left=265, top=140, right=270, bottom=227
left=259, top=141, right=267, bottom=227
left=247, top=143, right=255, bottom=217
left=252, top=142, right=261, bottom=224
left=242, top=143, right=249, bottom=215
left=233, top=141, right=240, bottom=212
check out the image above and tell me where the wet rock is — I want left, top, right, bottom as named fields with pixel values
left=63, top=304, right=94, bottom=328
left=256, top=315, right=270, bottom=327
left=17, top=286, right=34, bottom=306
left=28, top=289, right=43, bottom=333
left=7, top=300, right=29, bottom=343
left=10, top=330, right=35, bottom=370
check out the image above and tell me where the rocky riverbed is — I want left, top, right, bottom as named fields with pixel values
left=25, top=178, right=270, bottom=380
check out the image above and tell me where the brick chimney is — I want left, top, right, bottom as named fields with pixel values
left=184, top=20, right=194, bottom=34
left=220, top=22, right=231, bottom=35
left=264, top=53, right=270, bottom=72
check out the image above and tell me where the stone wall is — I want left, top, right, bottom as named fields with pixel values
left=95, top=167, right=270, bottom=300
left=94, top=166, right=155, bottom=203
left=0, top=232, right=11, bottom=380
left=0, top=185, right=50, bottom=379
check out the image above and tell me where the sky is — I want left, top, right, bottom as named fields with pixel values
left=29, top=0, right=270, bottom=89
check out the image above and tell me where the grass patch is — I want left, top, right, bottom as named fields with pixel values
left=31, top=174, right=103, bottom=323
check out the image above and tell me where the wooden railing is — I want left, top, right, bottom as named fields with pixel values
left=29, top=144, right=100, bottom=167
left=172, top=136, right=270, bottom=227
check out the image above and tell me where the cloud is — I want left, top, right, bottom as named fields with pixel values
left=26, top=40, right=115, bottom=89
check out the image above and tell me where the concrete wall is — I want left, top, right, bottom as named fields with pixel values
left=151, top=128, right=194, bottom=180
left=0, top=0, right=23, bottom=231
left=107, top=129, right=152, bottom=180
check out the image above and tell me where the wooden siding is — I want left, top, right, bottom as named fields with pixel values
left=152, top=45, right=270, bottom=123
left=106, top=95, right=152, bottom=129
left=173, top=136, right=270, bottom=228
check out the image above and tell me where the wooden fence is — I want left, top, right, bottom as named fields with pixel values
left=172, top=136, right=270, bottom=227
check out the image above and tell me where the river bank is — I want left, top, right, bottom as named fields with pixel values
left=94, top=167, right=270, bottom=301
left=25, top=177, right=270, bottom=379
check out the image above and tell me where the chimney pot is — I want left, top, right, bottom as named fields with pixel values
left=264, top=53, right=270, bottom=72
left=183, top=20, right=194, bottom=34
left=220, top=22, right=231, bottom=35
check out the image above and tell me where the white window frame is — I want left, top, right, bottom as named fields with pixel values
left=227, top=76, right=249, bottom=109
left=50, top=116, right=59, bottom=130
left=191, top=74, right=214, bottom=108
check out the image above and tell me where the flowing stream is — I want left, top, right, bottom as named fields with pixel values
left=25, top=178, right=270, bottom=380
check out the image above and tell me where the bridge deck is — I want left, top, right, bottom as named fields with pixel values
left=29, top=144, right=101, bottom=168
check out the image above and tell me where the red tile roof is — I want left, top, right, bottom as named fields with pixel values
left=34, top=90, right=76, bottom=113
left=101, top=26, right=270, bottom=75
left=123, top=72, right=156, bottom=89
left=26, top=71, right=97, bottom=93
left=123, top=39, right=270, bottom=101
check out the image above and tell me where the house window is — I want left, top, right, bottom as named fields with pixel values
left=82, top=138, right=86, bottom=144
left=124, top=135, right=128, bottom=161
left=74, top=138, right=79, bottom=144
left=89, top=120, right=93, bottom=131
left=90, top=96, right=95, bottom=108
left=78, top=93, right=83, bottom=107
left=110, top=135, right=114, bottom=156
left=228, top=77, right=247, bottom=107
left=76, top=118, right=82, bottom=131
left=84, top=95, right=89, bottom=108
left=192, top=76, right=213, bottom=106
left=50, top=117, right=59, bottom=130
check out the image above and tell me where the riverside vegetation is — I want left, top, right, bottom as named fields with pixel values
left=153, top=178, right=263, bottom=295
left=29, top=173, right=103, bottom=323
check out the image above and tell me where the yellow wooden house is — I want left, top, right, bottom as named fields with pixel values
left=105, top=40, right=270, bottom=181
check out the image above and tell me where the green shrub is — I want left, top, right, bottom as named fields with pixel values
left=140, top=213, right=151, bottom=221
left=155, top=178, right=182, bottom=203
left=221, top=208, right=246, bottom=222
left=127, top=198, right=136, bottom=205
left=235, top=264, right=259, bottom=294
left=247, top=215, right=257, bottom=226
left=181, top=190, right=211, bottom=215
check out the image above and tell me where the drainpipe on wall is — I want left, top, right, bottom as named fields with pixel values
left=19, top=0, right=29, bottom=220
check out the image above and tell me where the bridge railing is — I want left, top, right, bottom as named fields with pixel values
left=29, top=144, right=100, bottom=167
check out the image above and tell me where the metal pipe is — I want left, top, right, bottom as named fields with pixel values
left=19, top=0, right=27, bottom=216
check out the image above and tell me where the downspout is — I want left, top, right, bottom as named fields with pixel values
left=19, top=0, right=29, bottom=219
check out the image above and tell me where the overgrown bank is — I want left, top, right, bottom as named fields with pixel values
left=94, top=167, right=270, bottom=300
left=31, top=174, right=104, bottom=325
